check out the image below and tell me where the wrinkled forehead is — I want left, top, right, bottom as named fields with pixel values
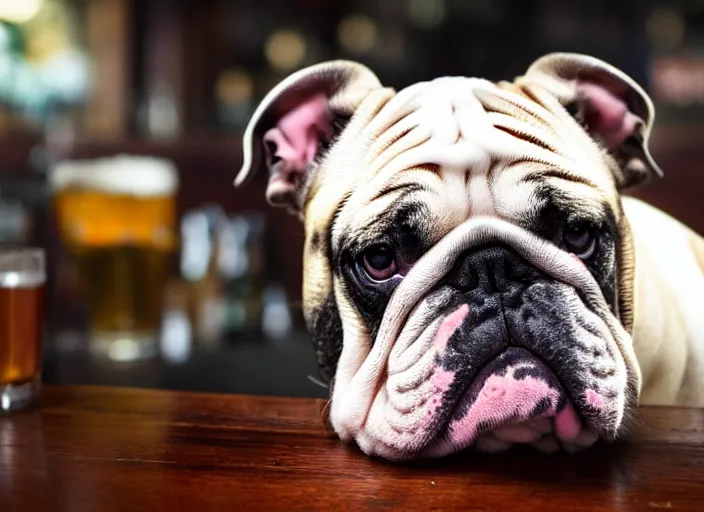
left=386, top=77, right=501, bottom=149
left=305, top=75, right=619, bottom=236
left=328, top=75, right=613, bottom=187
left=358, top=77, right=514, bottom=175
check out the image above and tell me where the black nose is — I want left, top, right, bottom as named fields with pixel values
left=443, top=245, right=542, bottom=294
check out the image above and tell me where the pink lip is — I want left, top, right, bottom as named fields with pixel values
left=422, top=346, right=603, bottom=457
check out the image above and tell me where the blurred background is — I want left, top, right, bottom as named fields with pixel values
left=0, top=0, right=702, bottom=399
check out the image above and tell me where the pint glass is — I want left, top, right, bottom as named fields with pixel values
left=51, top=156, right=178, bottom=361
left=0, top=249, right=45, bottom=411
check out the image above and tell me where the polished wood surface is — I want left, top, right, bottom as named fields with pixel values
left=1, top=386, right=703, bottom=511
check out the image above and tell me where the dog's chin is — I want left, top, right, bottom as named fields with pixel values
left=423, top=347, right=603, bottom=458
left=331, top=284, right=633, bottom=462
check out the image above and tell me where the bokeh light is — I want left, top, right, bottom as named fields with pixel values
left=407, top=0, right=446, bottom=29
left=265, top=29, right=307, bottom=71
left=338, top=14, right=379, bottom=54
left=0, top=0, right=43, bottom=24
left=646, top=7, right=685, bottom=50
left=216, top=68, right=254, bottom=107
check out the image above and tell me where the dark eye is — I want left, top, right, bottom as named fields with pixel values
left=563, top=222, right=597, bottom=259
left=361, top=244, right=397, bottom=281
left=565, top=101, right=581, bottom=119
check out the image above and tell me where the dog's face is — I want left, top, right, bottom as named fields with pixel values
left=236, top=53, right=662, bottom=460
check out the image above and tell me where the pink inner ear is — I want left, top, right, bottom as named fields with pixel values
left=262, top=92, right=332, bottom=204
left=578, top=82, right=640, bottom=149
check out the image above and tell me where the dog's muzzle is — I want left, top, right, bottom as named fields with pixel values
left=330, top=218, right=641, bottom=460
left=426, top=246, right=584, bottom=454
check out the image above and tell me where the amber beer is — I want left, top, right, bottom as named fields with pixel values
left=0, top=249, right=45, bottom=411
left=51, top=156, right=178, bottom=361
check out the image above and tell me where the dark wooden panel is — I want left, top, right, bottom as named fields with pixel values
left=632, top=127, right=704, bottom=236
left=83, top=0, right=133, bottom=140
left=0, top=136, right=42, bottom=175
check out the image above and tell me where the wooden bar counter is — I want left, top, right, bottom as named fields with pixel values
left=0, top=386, right=703, bottom=511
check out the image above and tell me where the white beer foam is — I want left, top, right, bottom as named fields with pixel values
left=50, top=154, right=179, bottom=197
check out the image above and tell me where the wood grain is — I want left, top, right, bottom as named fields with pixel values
left=0, top=386, right=702, bottom=511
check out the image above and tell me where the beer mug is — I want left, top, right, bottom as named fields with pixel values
left=0, top=248, right=45, bottom=411
left=50, top=156, right=179, bottom=361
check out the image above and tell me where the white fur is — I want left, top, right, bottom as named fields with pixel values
left=330, top=217, right=635, bottom=459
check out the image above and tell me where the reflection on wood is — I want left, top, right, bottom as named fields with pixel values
left=0, top=386, right=702, bottom=511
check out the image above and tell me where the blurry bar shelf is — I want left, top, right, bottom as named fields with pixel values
left=67, top=134, right=244, bottom=169
left=0, top=123, right=702, bottom=174
left=42, top=330, right=328, bottom=400
left=0, top=134, right=244, bottom=176
left=63, top=124, right=704, bottom=162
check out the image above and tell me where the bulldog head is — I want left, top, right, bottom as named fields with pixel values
left=235, top=53, right=662, bottom=460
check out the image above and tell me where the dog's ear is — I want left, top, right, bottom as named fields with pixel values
left=235, top=61, right=382, bottom=214
left=523, top=53, right=662, bottom=191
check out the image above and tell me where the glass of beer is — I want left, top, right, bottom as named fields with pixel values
left=0, top=248, right=46, bottom=412
left=51, top=156, right=178, bottom=361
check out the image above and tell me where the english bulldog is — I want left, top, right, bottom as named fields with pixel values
left=234, top=53, right=704, bottom=460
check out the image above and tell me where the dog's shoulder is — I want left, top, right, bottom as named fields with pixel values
left=623, top=196, right=704, bottom=407
left=623, top=196, right=704, bottom=274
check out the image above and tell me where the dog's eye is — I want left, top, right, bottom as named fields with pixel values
left=563, top=222, right=597, bottom=259
left=361, top=244, right=397, bottom=281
